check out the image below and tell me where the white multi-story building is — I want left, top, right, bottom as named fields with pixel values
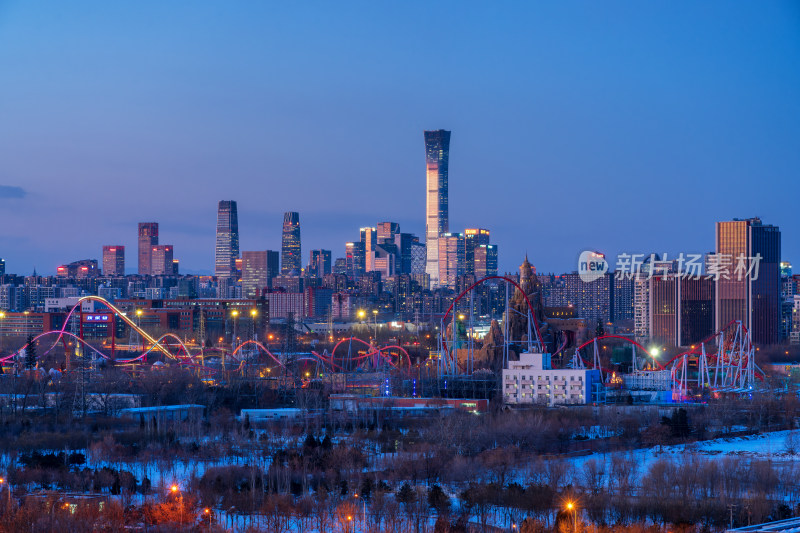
left=502, top=352, right=602, bottom=406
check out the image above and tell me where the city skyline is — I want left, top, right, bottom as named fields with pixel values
left=1, top=2, right=799, bottom=275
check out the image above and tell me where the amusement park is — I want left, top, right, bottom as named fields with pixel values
left=0, top=265, right=775, bottom=415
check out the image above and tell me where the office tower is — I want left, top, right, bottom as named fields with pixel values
left=172, top=259, right=179, bottom=276
left=473, top=244, right=498, bottom=278
left=102, top=246, right=125, bottom=276
left=715, top=218, right=781, bottom=345
left=377, top=222, right=400, bottom=242
left=437, top=232, right=464, bottom=289
left=0, top=258, right=6, bottom=276
left=464, top=228, right=491, bottom=276
left=215, top=200, right=240, bottom=278
left=345, top=241, right=365, bottom=279
left=308, top=250, right=332, bottom=278
left=56, top=259, right=99, bottom=279
left=281, top=212, right=301, bottom=274
left=410, top=241, right=426, bottom=275
left=150, top=245, right=173, bottom=276
left=242, top=251, right=271, bottom=299
left=333, top=258, right=347, bottom=276
left=650, top=274, right=714, bottom=347
left=424, top=129, right=451, bottom=287
left=138, top=223, right=158, bottom=275
left=393, top=233, right=419, bottom=274
left=361, top=227, right=378, bottom=271
left=369, top=246, right=395, bottom=278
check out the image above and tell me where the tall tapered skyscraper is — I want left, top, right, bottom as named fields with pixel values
left=138, top=222, right=158, bottom=275
left=215, top=201, right=240, bottom=278
left=281, top=212, right=301, bottom=274
left=425, top=129, right=450, bottom=287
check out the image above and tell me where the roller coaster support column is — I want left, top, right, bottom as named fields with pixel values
left=503, top=282, right=509, bottom=368
left=469, top=289, right=474, bottom=375
left=111, top=314, right=116, bottom=360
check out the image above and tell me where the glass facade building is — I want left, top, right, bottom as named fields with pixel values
left=214, top=200, right=240, bottom=278
left=437, top=232, right=464, bottom=290
left=308, top=249, right=332, bottom=278
left=281, top=212, right=301, bottom=274
left=102, top=245, right=125, bottom=277
left=424, top=129, right=450, bottom=287
left=464, top=228, right=490, bottom=277
left=715, top=218, right=781, bottom=345
left=137, top=222, right=158, bottom=275
left=242, top=250, right=278, bottom=299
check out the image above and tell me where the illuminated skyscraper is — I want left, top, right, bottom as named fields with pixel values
left=345, top=241, right=365, bottom=279
left=151, top=245, right=173, bottom=276
left=715, top=218, right=781, bottom=345
left=242, top=250, right=279, bottom=299
left=308, top=250, right=332, bottom=278
left=102, top=246, right=125, bottom=276
left=281, top=212, right=301, bottom=274
left=437, top=232, right=464, bottom=290
left=215, top=200, right=240, bottom=278
left=424, top=129, right=450, bottom=287
left=361, top=227, right=377, bottom=272
left=473, top=244, right=498, bottom=279
left=464, top=228, right=490, bottom=276
left=377, top=222, right=400, bottom=241
left=138, top=223, right=158, bottom=275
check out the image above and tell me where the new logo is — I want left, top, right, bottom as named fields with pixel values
left=578, top=251, right=608, bottom=282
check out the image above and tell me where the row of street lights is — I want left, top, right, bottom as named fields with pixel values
left=357, top=309, right=379, bottom=338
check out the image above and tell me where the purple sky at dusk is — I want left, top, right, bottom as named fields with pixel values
left=1, top=2, right=799, bottom=276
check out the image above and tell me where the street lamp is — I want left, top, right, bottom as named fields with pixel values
left=231, top=309, right=239, bottom=348
left=649, top=347, right=659, bottom=369
left=170, top=485, right=183, bottom=525
left=250, top=309, right=258, bottom=342
left=0, top=476, right=9, bottom=510
left=0, top=311, right=5, bottom=353
left=565, top=501, right=577, bottom=533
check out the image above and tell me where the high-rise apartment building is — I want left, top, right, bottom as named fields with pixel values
left=424, top=129, right=450, bottom=287
left=151, top=245, right=173, bottom=276
left=281, top=212, right=301, bottom=274
left=242, top=250, right=279, bottom=299
left=613, top=275, right=634, bottom=321
left=715, top=218, right=781, bottom=345
left=215, top=201, right=240, bottom=278
left=102, top=246, right=125, bottom=276
left=308, top=250, right=332, bottom=278
left=138, top=223, right=158, bottom=275
left=437, top=232, right=464, bottom=290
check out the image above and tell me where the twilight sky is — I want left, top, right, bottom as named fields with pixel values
left=1, top=1, right=799, bottom=276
